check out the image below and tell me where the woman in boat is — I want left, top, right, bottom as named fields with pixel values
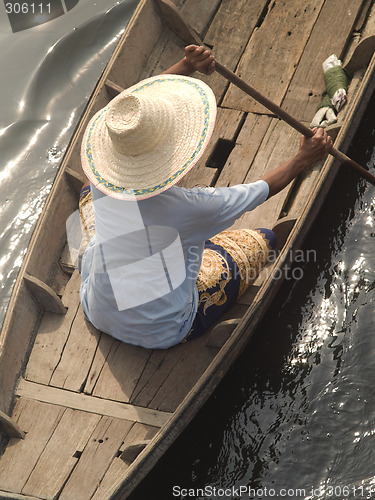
left=77, top=45, right=332, bottom=349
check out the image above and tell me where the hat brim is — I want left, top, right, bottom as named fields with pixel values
left=81, top=75, right=217, bottom=200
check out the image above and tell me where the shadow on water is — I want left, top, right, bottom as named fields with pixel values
left=129, top=92, right=375, bottom=499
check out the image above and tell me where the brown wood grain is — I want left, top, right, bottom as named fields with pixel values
left=25, top=270, right=82, bottom=385
left=179, top=107, right=244, bottom=188
left=222, top=0, right=325, bottom=113
left=59, top=417, right=134, bottom=500
left=0, top=399, right=64, bottom=494
left=199, top=0, right=270, bottom=99
left=22, top=409, right=100, bottom=498
left=49, top=307, right=101, bottom=392
left=282, top=0, right=367, bottom=121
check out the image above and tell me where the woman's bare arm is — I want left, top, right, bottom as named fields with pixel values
left=261, top=128, right=332, bottom=198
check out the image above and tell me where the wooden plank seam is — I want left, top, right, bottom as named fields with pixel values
left=16, top=379, right=170, bottom=428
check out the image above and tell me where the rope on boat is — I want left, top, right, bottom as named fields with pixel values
left=310, top=54, right=349, bottom=128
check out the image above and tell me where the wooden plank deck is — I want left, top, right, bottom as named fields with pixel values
left=281, top=0, right=367, bottom=121
left=1, top=0, right=374, bottom=497
left=222, top=0, right=326, bottom=113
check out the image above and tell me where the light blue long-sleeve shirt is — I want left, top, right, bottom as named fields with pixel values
left=80, top=180, right=269, bottom=349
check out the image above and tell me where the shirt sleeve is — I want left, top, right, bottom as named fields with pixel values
left=181, top=180, right=270, bottom=242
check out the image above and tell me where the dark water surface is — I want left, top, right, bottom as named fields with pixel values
left=129, top=95, right=375, bottom=499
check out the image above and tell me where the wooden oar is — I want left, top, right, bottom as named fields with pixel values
left=153, top=0, right=375, bottom=187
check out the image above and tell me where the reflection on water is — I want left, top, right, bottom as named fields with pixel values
left=129, top=97, right=375, bottom=499
left=0, top=0, right=138, bottom=329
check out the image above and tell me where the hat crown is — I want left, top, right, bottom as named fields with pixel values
left=105, top=93, right=172, bottom=156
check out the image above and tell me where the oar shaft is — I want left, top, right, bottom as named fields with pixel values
left=153, top=0, right=375, bottom=186
left=216, top=61, right=375, bottom=186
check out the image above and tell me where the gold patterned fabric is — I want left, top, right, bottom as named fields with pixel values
left=184, top=229, right=273, bottom=342
left=197, top=229, right=269, bottom=302
left=196, top=248, right=232, bottom=315
left=78, top=186, right=96, bottom=265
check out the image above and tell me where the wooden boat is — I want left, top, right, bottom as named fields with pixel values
left=1, top=0, right=375, bottom=498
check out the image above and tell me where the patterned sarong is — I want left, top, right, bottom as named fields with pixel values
left=78, top=186, right=275, bottom=342
left=185, top=228, right=275, bottom=341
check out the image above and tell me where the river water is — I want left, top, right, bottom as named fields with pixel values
left=129, top=97, right=375, bottom=498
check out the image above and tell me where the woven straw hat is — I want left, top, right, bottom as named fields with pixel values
left=81, top=74, right=217, bottom=200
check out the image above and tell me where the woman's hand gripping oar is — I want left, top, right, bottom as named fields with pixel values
left=153, top=0, right=375, bottom=187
